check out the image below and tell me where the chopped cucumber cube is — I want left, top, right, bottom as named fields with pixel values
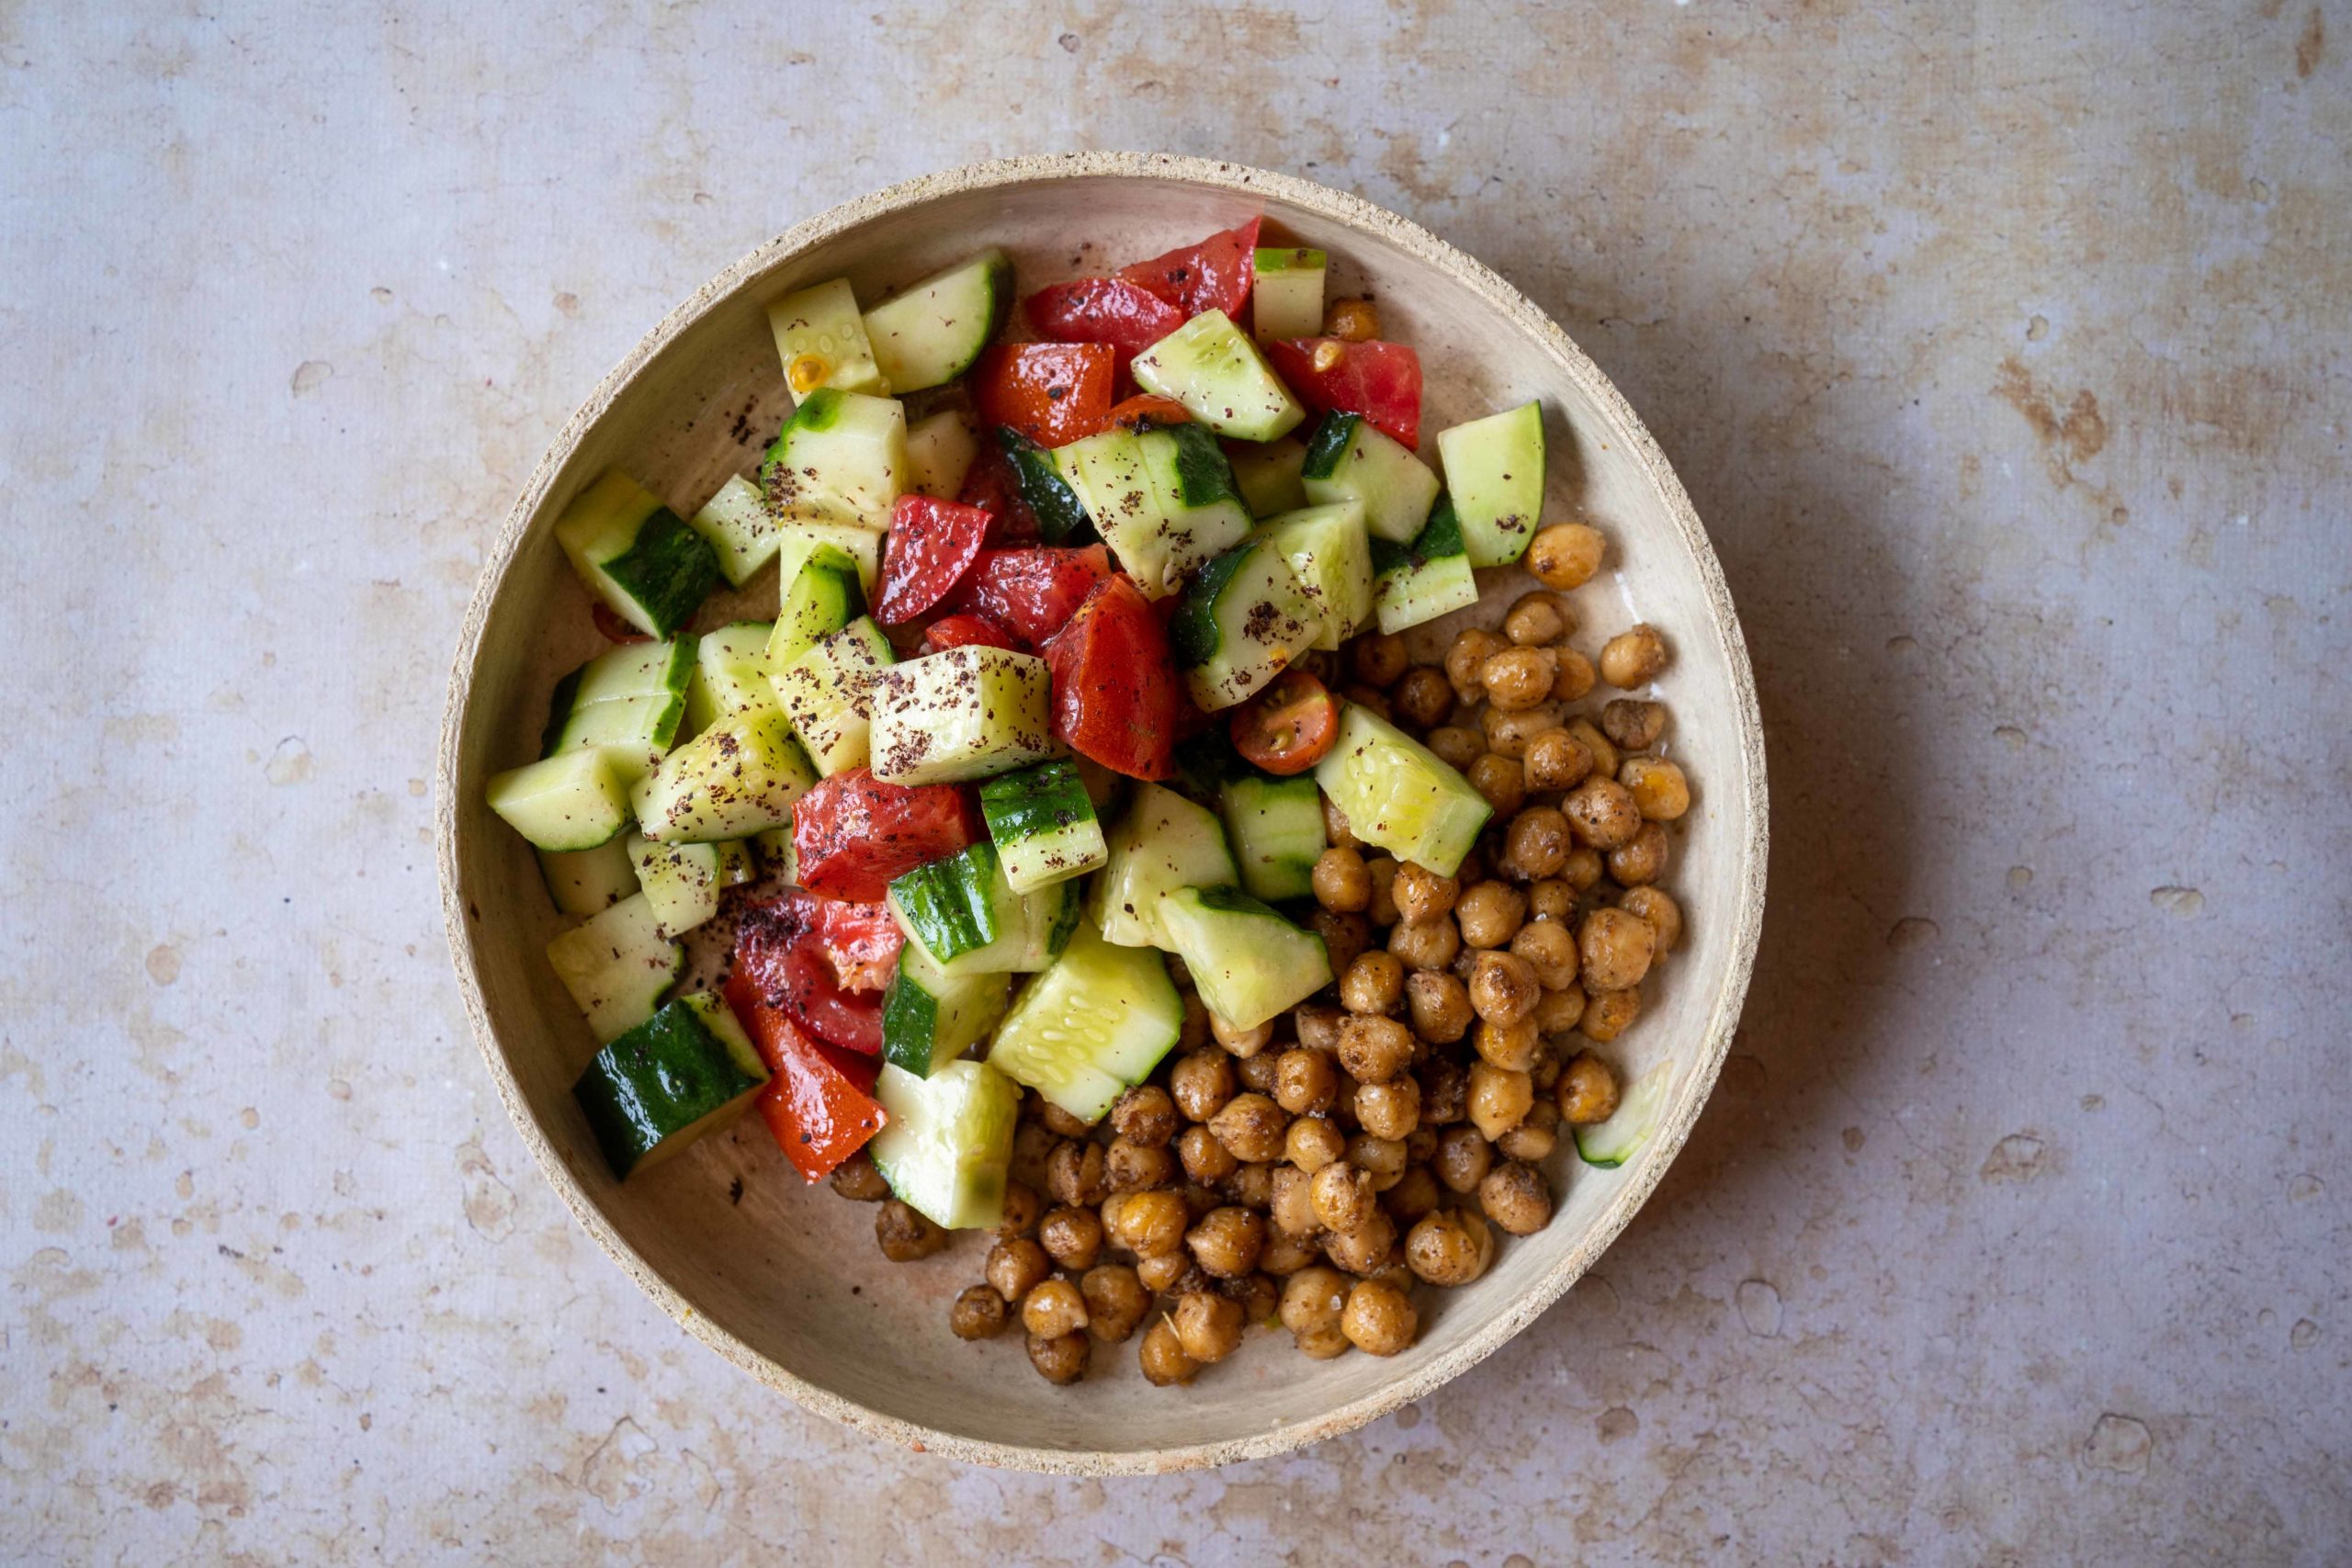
left=868, top=646, right=1055, bottom=785
left=1313, top=703, right=1491, bottom=876
left=985, top=924, right=1185, bottom=1123
left=627, top=834, right=749, bottom=940
left=687, top=474, right=781, bottom=587
left=774, top=616, right=895, bottom=776
left=761, top=388, right=906, bottom=530
left=572, top=995, right=767, bottom=1179
left=1159, top=885, right=1333, bottom=1031
left=868, top=1060, right=1022, bottom=1229
left=1053, top=423, right=1254, bottom=598
left=1255, top=501, right=1374, bottom=651
left=980, top=759, right=1109, bottom=893
left=766, top=542, right=869, bottom=671
left=1228, top=434, right=1310, bottom=518
left=1090, top=783, right=1238, bottom=951
left=537, top=837, right=639, bottom=918
left=683, top=623, right=777, bottom=736
left=1131, top=309, right=1305, bottom=441
left=546, top=893, right=684, bottom=1043
left=766, top=276, right=888, bottom=401
left=631, top=707, right=815, bottom=843
left=488, top=749, right=633, bottom=852
left=547, top=637, right=695, bottom=784
left=1436, top=400, right=1546, bottom=566
left=552, top=468, right=719, bottom=637
left=860, top=248, right=1012, bottom=394
left=1301, top=412, right=1441, bottom=545
left=1371, top=493, right=1481, bottom=635
left=1170, top=538, right=1325, bottom=711
left=882, top=942, right=1012, bottom=1078
left=888, top=840, right=1077, bottom=977
left=999, top=427, right=1097, bottom=545
left=1218, top=773, right=1328, bottom=903
left=906, top=410, right=980, bottom=499
left=1250, top=247, right=1329, bottom=343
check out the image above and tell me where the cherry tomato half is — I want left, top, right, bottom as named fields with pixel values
left=1229, top=669, right=1340, bottom=775
left=1105, top=394, right=1192, bottom=431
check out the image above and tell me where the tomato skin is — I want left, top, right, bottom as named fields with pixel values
left=1264, top=338, right=1424, bottom=450
left=1106, top=394, right=1192, bottom=431
left=1023, top=277, right=1187, bottom=367
left=973, top=343, right=1114, bottom=449
left=876, top=495, right=993, bottom=625
left=591, top=602, right=655, bottom=644
left=726, top=966, right=886, bottom=1182
left=757, top=887, right=905, bottom=993
left=954, top=439, right=1042, bottom=543
left=791, top=767, right=979, bottom=903
left=1116, top=218, right=1262, bottom=319
left=1229, top=669, right=1341, bottom=775
left=1045, top=573, right=1188, bottom=780
left=922, top=614, right=1026, bottom=655
left=952, top=545, right=1114, bottom=647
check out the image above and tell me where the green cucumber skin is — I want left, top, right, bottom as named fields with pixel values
left=1220, top=773, right=1327, bottom=903
left=1301, top=412, right=1361, bottom=481
left=573, top=998, right=763, bottom=1179
left=979, top=760, right=1095, bottom=846
left=1162, top=422, right=1245, bottom=511
left=600, top=509, right=721, bottom=639
left=881, top=967, right=946, bottom=1077
left=888, top=842, right=1005, bottom=962
left=540, top=665, right=584, bottom=757
left=1160, top=885, right=1333, bottom=1031
left=1169, top=547, right=1254, bottom=669
left=997, top=428, right=1098, bottom=545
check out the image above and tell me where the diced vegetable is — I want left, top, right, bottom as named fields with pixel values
left=1170, top=537, right=1324, bottom=711
left=1217, top=773, right=1328, bottom=902
left=787, top=766, right=978, bottom=903
left=1250, top=246, right=1327, bottom=343
left=683, top=622, right=777, bottom=736
left=547, top=637, right=695, bottom=783
left=1266, top=338, right=1423, bottom=450
left=767, top=276, right=888, bottom=401
left=761, top=389, right=906, bottom=530
left=773, top=615, right=895, bottom=776
left=546, top=893, right=683, bottom=1043
left=1254, top=501, right=1374, bottom=650
left=687, top=474, right=781, bottom=587
left=922, top=614, right=1023, bottom=654
left=732, top=899, right=887, bottom=1056
left=875, top=495, right=992, bottom=626
left=766, top=538, right=872, bottom=672
left=488, top=749, right=633, bottom=852
left=1227, top=435, right=1309, bottom=518
left=1159, top=885, right=1332, bottom=1031
left=632, top=707, right=815, bottom=843
left=1089, top=782, right=1238, bottom=950
left=1116, top=218, right=1261, bottom=319
left=974, top=342, right=1114, bottom=449
left=984, top=923, right=1185, bottom=1123
left=537, top=837, right=639, bottom=918
left=1575, top=1063, right=1672, bottom=1168
left=979, top=759, right=1108, bottom=893
left=1300, top=412, right=1441, bottom=544
left=882, top=942, right=1012, bottom=1078
left=869, top=1059, right=1022, bottom=1229
left=627, top=834, right=751, bottom=939
left=1312, top=703, right=1491, bottom=876
left=552, top=468, right=719, bottom=638
left=572, top=995, right=768, bottom=1179
left=1131, top=309, right=1306, bottom=442
left=726, top=965, right=886, bottom=1181
left=867, top=646, right=1055, bottom=785
left=906, top=410, right=980, bottom=500
left=887, top=840, right=1080, bottom=978
left=952, top=545, right=1114, bottom=645
left=1227, top=669, right=1341, bottom=778
left=1023, top=276, right=1187, bottom=367
left=1435, top=400, right=1546, bottom=566
left=1043, top=574, right=1188, bottom=781
left=996, top=428, right=1096, bottom=546
left=1053, top=423, right=1254, bottom=598
left=1371, top=493, right=1480, bottom=635
left=861, top=248, right=1012, bottom=394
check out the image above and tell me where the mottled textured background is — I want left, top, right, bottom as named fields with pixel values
left=5, top=1, right=2347, bottom=1562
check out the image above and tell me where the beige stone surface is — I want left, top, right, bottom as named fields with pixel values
left=3, top=1, right=2346, bottom=1562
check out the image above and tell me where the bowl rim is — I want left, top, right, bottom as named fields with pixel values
left=436, top=150, right=1768, bottom=1474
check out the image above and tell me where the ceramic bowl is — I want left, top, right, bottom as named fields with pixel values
left=437, top=152, right=1766, bottom=1472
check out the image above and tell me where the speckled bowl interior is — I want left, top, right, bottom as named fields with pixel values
left=438, top=153, right=1766, bottom=1472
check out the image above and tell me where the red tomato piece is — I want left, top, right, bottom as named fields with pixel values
left=726, top=967, right=886, bottom=1182
left=1116, top=217, right=1262, bottom=319
left=876, top=495, right=993, bottom=626
left=1264, top=338, right=1424, bottom=450
left=1106, top=394, right=1192, bottom=431
left=591, top=602, right=654, bottom=644
left=1044, top=574, right=1188, bottom=780
left=731, top=901, right=885, bottom=1055
left=756, top=887, right=905, bottom=993
left=955, top=440, right=1042, bottom=543
left=1229, top=669, right=1341, bottom=775
left=973, top=343, right=1114, bottom=449
left=922, top=614, right=1027, bottom=655
left=1023, top=277, right=1188, bottom=367
left=790, top=768, right=980, bottom=903
left=953, top=546, right=1115, bottom=648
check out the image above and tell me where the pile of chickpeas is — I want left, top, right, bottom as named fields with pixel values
left=836, top=518, right=1692, bottom=1387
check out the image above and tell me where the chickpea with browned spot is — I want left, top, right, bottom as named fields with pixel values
left=1387, top=910, right=1461, bottom=972
left=985, top=1237, right=1051, bottom=1303
left=1483, top=703, right=1563, bottom=761
left=1431, top=1123, right=1495, bottom=1195
left=1479, top=1161, right=1555, bottom=1235
left=1355, top=1076, right=1421, bottom=1141
left=1445, top=626, right=1509, bottom=697
left=1582, top=985, right=1643, bottom=1043
left=1177, top=1122, right=1239, bottom=1185
left=1566, top=717, right=1619, bottom=779
left=1109, top=1188, right=1190, bottom=1258
left=1407, top=1206, right=1494, bottom=1287
left=1208, top=1092, right=1290, bottom=1163
left=1337, top=1014, right=1417, bottom=1084
left=1455, top=880, right=1527, bottom=949
left=1171, top=1290, right=1246, bottom=1363
left=1284, top=1114, right=1347, bottom=1172
left=1340, top=950, right=1406, bottom=1014
left=1311, top=846, right=1370, bottom=912
left=1270, top=1164, right=1322, bottom=1236
left=1561, top=844, right=1605, bottom=892
left=1223, top=1270, right=1281, bottom=1325
left=1186, top=1205, right=1267, bottom=1279
left=1169, top=1049, right=1236, bottom=1122
left=1341, top=1278, right=1419, bottom=1355
left=1465, top=752, right=1526, bottom=816
left=1498, top=1099, right=1560, bottom=1162
left=1321, top=793, right=1363, bottom=850
left=1526, top=522, right=1605, bottom=589
left=1221, top=1160, right=1275, bottom=1210
left=1621, top=756, right=1692, bottom=821
left=1236, top=1049, right=1281, bottom=1095
left=1391, top=861, right=1459, bottom=925
left=1527, top=877, right=1574, bottom=924
left=1580, top=907, right=1657, bottom=992
left=1295, top=1003, right=1343, bottom=1052
left=1138, top=1315, right=1199, bottom=1385
left=1341, top=684, right=1392, bottom=722
left=1393, top=666, right=1454, bottom=728
left=1620, top=886, right=1683, bottom=955
left=1600, top=623, right=1669, bottom=688
left=1348, top=1132, right=1408, bottom=1189
left=1602, top=698, right=1668, bottom=751
left=1467, top=1058, right=1534, bottom=1141
left=1500, top=806, right=1571, bottom=881
left=1136, top=1251, right=1191, bottom=1293
left=1610, top=820, right=1671, bottom=886
left=1552, top=648, right=1598, bottom=703
left=1475, top=1015, right=1541, bottom=1073
left=1309, top=908, right=1371, bottom=976
left=1553, top=1046, right=1621, bottom=1125
left=1427, top=724, right=1484, bottom=772
left=950, top=1284, right=1009, bottom=1339
left=1382, top=1164, right=1442, bottom=1225
left=1532, top=982, right=1588, bottom=1039
left=1021, top=1277, right=1090, bottom=1338
left=830, top=1151, right=889, bottom=1201
left=1281, top=1265, right=1354, bottom=1359
left=1469, top=949, right=1541, bottom=1027
left=1480, top=647, right=1558, bottom=712
left=1322, top=1210, right=1399, bottom=1276
left=876, top=1200, right=948, bottom=1261
left=1046, top=1139, right=1107, bottom=1208
left=1080, top=1265, right=1149, bottom=1344
left=1027, top=1330, right=1090, bottom=1384
left=1510, top=918, right=1579, bottom=989
left=1350, top=630, right=1408, bottom=687
left=1211, top=1012, right=1273, bottom=1059
left=1310, top=1160, right=1378, bottom=1234
left=1504, top=589, right=1571, bottom=646
left=1175, top=987, right=1210, bottom=1053
left=1260, top=1229, right=1323, bottom=1276
left=1563, top=775, right=1643, bottom=850
left=996, top=1179, right=1041, bottom=1238
left=1417, top=1055, right=1469, bottom=1124
left=1104, top=1135, right=1177, bottom=1192
left=1522, top=728, right=1593, bottom=793
left=1040, top=1204, right=1104, bottom=1271
left=1406, top=969, right=1475, bottom=1043
left=1110, top=1085, right=1178, bottom=1148
left=1273, top=1047, right=1340, bottom=1117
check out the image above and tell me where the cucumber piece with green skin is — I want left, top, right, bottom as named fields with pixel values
left=1250, top=247, right=1328, bottom=343
left=867, top=646, right=1056, bottom=786
left=906, top=410, right=979, bottom=500
left=1170, top=538, right=1325, bottom=711
left=1300, top=412, right=1442, bottom=545
left=1254, top=501, right=1374, bottom=652
left=687, top=474, right=781, bottom=587
left=1130, top=309, right=1306, bottom=441
left=1436, top=400, right=1546, bottom=566
left=868, top=1059, right=1022, bottom=1229
left=1090, top=783, right=1238, bottom=950
left=774, top=616, right=895, bottom=776
left=860, top=248, right=1012, bottom=394
left=765, top=545, right=868, bottom=673
left=683, top=623, right=777, bottom=737
left=1313, top=703, right=1491, bottom=876
left=1159, top=886, right=1332, bottom=1032
left=553, top=468, right=721, bottom=637
left=1052, top=423, right=1254, bottom=599
left=572, top=994, right=767, bottom=1179
left=631, top=708, right=816, bottom=843
left=766, top=276, right=888, bottom=401
left=537, top=837, right=639, bottom=918
left=627, top=834, right=751, bottom=939
left=888, top=840, right=1079, bottom=977
left=984, top=923, right=1184, bottom=1123
left=752, top=822, right=796, bottom=884
left=548, top=637, right=696, bottom=783
left=547, top=893, right=684, bottom=1043
left=760, top=388, right=906, bottom=530
left=1228, top=434, right=1310, bottom=518
left=1217, top=773, right=1328, bottom=903
left=775, top=520, right=884, bottom=595
left=1575, top=1062, right=1672, bottom=1168
left=980, top=759, right=1108, bottom=893
left=882, top=942, right=1012, bottom=1077
left=998, top=427, right=1097, bottom=545
left=488, top=749, right=633, bottom=852
left=1370, top=493, right=1480, bottom=635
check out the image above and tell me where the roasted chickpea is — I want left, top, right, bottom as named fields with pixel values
left=1281, top=1266, right=1353, bottom=1358
left=1358, top=853, right=1399, bottom=925
left=1489, top=702, right=1569, bottom=762
left=830, top=1150, right=890, bottom=1201
left=1580, top=907, right=1657, bottom=993
left=1294, top=1003, right=1344, bottom=1053
left=1355, top=1076, right=1421, bottom=1141
left=1610, top=820, right=1671, bottom=886
left=1533, top=983, right=1588, bottom=1037
left=1110, top=1188, right=1190, bottom=1257
left=1619, top=886, right=1683, bottom=955
left=1284, top=1114, right=1347, bottom=1172
left=985, top=1237, right=1051, bottom=1303
left=1527, top=877, right=1574, bottom=924
left=1566, top=717, right=1619, bottom=779
left=1046, top=1140, right=1106, bottom=1208
left=1479, top=1161, right=1555, bottom=1235
left=1445, top=626, right=1510, bottom=695
left=1336, top=1014, right=1417, bottom=1084
left=1172, top=1290, right=1246, bottom=1363
left=950, top=1283, right=1009, bottom=1340
left=1581, top=984, right=1643, bottom=1043
left=1563, top=776, right=1642, bottom=850
left=1272, top=1047, right=1340, bottom=1117
left=1427, top=724, right=1485, bottom=772
left=1494, top=808, right=1566, bottom=883
left=1522, top=728, right=1593, bottom=793
left=1205, top=1012, right=1271, bottom=1059
left=1138, top=1316, right=1200, bottom=1385
left=1077, top=1265, right=1148, bottom=1344
left=1306, top=1160, right=1374, bottom=1234
left=1170, top=1049, right=1237, bottom=1122
left=1431, top=1124, right=1495, bottom=1194
left=1497, top=1099, right=1560, bottom=1162
left=1270, top=1164, right=1322, bottom=1236
left=1040, top=1099, right=1094, bottom=1138
left=1467, top=1059, right=1535, bottom=1141
left=1387, top=912, right=1462, bottom=972
left=876, top=1200, right=948, bottom=1261
left=1222, top=1270, right=1281, bottom=1325
left=1404, top=970, right=1474, bottom=1044
left=1391, top=861, right=1460, bottom=926
left=1531, top=1043, right=1565, bottom=1094
left=1260, top=1229, right=1324, bottom=1276
left=1454, top=881, right=1527, bottom=949
left=1221, top=1160, right=1275, bottom=1210
left=1187, top=1205, right=1267, bottom=1280
left=1310, top=908, right=1372, bottom=976
left=1504, top=590, right=1571, bottom=646
left=1552, top=648, right=1598, bottom=704
left=1526, top=522, right=1605, bottom=590
left=1176, top=987, right=1211, bottom=1053
left=1393, top=666, right=1454, bottom=728
left=1230, top=1043, right=1274, bottom=1097
left=1621, top=756, right=1692, bottom=821
left=997, top=1179, right=1042, bottom=1239
left=1107, top=1086, right=1177, bottom=1150
left=1469, top=949, right=1542, bottom=1026
left=1180, top=1183, right=1222, bottom=1221
left=1040, top=1205, right=1104, bottom=1271
left=1601, top=698, right=1668, bottom=751
left=1510, top=918, right=1580, bottom=990
left=1600, top=624, right=1669, bottom=688
left=1341, top=1279, right=1419, bottom=1356
left=1208, top=1093, right=1290, bottom=1164
left=1347, top=1132, right=1408, bottom=1187
left=1311, top=846, right=1371, bottom=913
left=1341, top=683, right=1393, bottom=722
left=1474, top=1015, right=1541, bottom=1072
left=1478, top=647, right=1556, bottom=713
left=1322, top=793, right=1363, bottom=849
left=1105, top=1135, right=1178, bottom=1192
left=1417, top=1057, right=1469, bottom=1126
left=1325, top=296, right=1381, bottom=342
left=1322, top=1211, right=1398, bottom=1276
left=1027, top=1330, right=1090, bottom=1384
left=1561, top=844, right=1606, bottom=891
left=1464, top=752, right=1526, bottom=816
left=1177, top=1122, right=1240, bottom=1185
left=1407, top=1207, right=1494, bottom=1286
left=1022, top=1278, right=1091, bottom=1338
left=1136, top=1250, right=1193, bottom=1294
left=1350, top=630, right=1409, bottom=687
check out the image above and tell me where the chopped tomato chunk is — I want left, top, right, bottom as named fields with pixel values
left=974, top=342, right=1114, bottom=449
left=922, top=614, right=1026, bottom=654
left=955, top=440, right=1042, bottom=543
left=790, top=768, right=979, bottom=903
left=876, top=495, right=992, bottom=625
left=755, top=888, right=904, bottom=993
left=1106, top=394, right=1192, bottom=431
left=1044, top=573, right=1188, bottom=780
left=1264, top=338, right=1424, bottom=450
left=1116, top=218, right=1262, bottom=319
left=726, top=966, right=885, bottom=1182
left=952, top=545, right=1114, bottom=647
left=1023, top=277, right=1187, bottom=368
